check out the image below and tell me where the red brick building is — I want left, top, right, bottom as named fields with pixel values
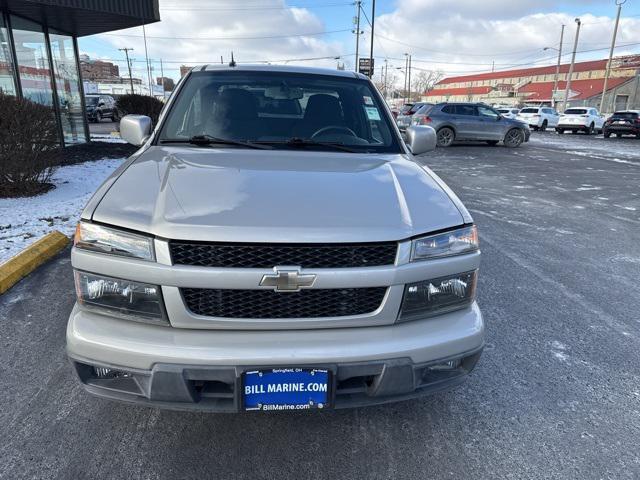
left=424, top=55, right=640, bottom=112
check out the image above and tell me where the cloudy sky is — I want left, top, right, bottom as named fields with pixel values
left=78, top=0, right=640, bottom=85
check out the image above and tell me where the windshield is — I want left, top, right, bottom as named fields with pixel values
left=159, top=70, right=401, bottom=153
left=497, top=109, right=509, bottom=113
left=565, top=109, right=587, bottom=115
left=612, top=111, right=638, bottom=119
left=520, top=108, right=539, bottom=113
left=85, top=97, right=99, bottom=106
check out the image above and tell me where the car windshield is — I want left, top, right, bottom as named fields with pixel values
left=86, top=97, right=99, bottom=106
left=612, top=111, right=638, bottom=119
left=159, top=70, right=401, bottom=153
left=497, top=109, right=509, bottom=113
left=400, top=104, right=414, bottom=114
left=415, top=105, right=433, bottom=115
left=565, top=109, right=587, bottom=115
left=520, top=108, right=539, bottom=113
left=408, top=104, right=425, bottom=114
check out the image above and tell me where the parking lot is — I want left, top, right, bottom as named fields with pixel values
left=1, top=132, right=639, bottom=479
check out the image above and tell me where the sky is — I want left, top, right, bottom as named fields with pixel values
left=77, top=0, right=640, bottom=87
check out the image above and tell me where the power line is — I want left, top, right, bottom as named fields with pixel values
left=159, top=2, right=354, bottom=11
left=102, top=28, right=352, bottom=41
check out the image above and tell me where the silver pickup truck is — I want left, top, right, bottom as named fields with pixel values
left=67, top=65, right=484, bottom=412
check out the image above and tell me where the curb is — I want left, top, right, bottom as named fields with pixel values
left=0, top=231, right=70, bottom=295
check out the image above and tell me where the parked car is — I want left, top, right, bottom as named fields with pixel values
left=496, top=107, right=520, bottom=119
left=602, top=110, right=640, bottom=138
left=67, top=65, right=484, bottom=413
left=556, top=108, right=604, bottom=134
left=85, top=94, right=118, bottom=122
left=396, top=102, right=431, bottom=132
left=516, top=106, right=559, bottom=131
left=420, top=102, right=530, bottom=147
left=410, top=103, right=435, bottom=126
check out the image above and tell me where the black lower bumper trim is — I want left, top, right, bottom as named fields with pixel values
left=70, top=347, right=483, bottom=412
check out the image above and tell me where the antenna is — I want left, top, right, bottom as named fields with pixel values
left=229, top=52, right=236, bottom=67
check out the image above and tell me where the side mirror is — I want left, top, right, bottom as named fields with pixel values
left=120, top=115, right=152, bottom=146
left=406, top=125, right=436, bottom=155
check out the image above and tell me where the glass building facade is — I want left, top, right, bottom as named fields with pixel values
left=1, top=1, right=159, bottom=147
left=1, top=12, right=88, bottom=146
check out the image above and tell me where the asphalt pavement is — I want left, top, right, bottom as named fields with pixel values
left=1, top=132, right=639, bottom=480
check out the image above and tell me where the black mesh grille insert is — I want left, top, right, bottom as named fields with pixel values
left=181, top=287, right=387, bottom=319
left=169, top=242, right=397, bottom=268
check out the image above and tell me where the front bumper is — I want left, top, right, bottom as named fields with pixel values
left=67, top=302, right=484, bottom=411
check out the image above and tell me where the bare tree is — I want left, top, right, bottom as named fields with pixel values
left=411, top=70, right=444, bottom=100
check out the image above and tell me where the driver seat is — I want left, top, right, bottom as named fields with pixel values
left=294, top=94, right=345, bottom=139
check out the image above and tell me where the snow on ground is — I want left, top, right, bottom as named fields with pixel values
left=90, top=134, right=126, bottom=144
left=529, top=134, right=640, bottom=163
left=0, top=158, right=124, bottom=264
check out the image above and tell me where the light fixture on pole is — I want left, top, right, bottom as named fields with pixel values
left=561, top=18, right=581, bottom=113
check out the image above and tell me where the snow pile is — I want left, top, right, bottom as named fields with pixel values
left=0, top=158, right=124, bottom=264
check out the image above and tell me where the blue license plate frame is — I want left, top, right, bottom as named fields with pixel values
left=242, top=368, right=331, bottom=412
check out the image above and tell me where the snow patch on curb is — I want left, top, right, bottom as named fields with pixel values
left=0, top=158, right=124, bottom=264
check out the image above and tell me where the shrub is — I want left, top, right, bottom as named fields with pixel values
left=116, top=94, right=164, bottom=125
left=0, top=93, right=61, bottom=197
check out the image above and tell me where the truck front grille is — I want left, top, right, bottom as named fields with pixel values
left=181, top=287, right=387, bottom=319
left=169, top=241, right=397, bottom=268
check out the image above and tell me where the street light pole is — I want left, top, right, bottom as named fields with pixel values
left=368, top=0, right=376, bottom=79
left=600, top=0, right=626, bottom=114
left=403, top=53, right=409, bottom=103
left=562, top=18, right=581, bottom=113
left=407, top=55, right=412, bottom=102
left=552, top=25, right=565, bottom=107
left=142, top=24, right=152, bottom=96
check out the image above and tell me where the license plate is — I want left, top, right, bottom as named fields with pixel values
left=243, top=368, right=330, bottom=411
left=617, top=121, right=627, bottom=124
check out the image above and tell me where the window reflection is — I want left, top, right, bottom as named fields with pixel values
left=50, top=31, right=86, bottom=144
left=11, top=15, right=53, bottom=106
left=0, top=15, right=16, bottom=95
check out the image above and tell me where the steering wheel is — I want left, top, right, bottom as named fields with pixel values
left=311, top=125, right=357, bottom=139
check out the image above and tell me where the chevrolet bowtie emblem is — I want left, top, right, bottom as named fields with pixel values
left=259, top=267, right=316, bottom=292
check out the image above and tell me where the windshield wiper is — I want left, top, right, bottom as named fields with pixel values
left=255, top=137, right=359, bottom=153
left=160, top=135, right=272, bottom=150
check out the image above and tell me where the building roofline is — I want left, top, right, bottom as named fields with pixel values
left=1, top=0, right=160, bottom=37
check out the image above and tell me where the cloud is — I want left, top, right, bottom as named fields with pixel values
left=371, top=2, right=640, bottom=78
left=90, top=0, right=345, bottom=80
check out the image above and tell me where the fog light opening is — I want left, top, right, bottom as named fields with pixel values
left=429, top=359, right=461, bottom=372
left=93, top=366, right=132, bottom=380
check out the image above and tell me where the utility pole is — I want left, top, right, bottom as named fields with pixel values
left=552, top=24, right=565, bottom=108
left=368, top=0, right=376, bottom=78
left=353, top=1, right=362, bottom=73
left=491, top=60, right=495, bottom=72
left=160, top=58, right=166, bottom=100
left=384, top=59, right=388, bottom=99
left=142, top=24, right=152, bottom=96
left=600, top=0, right=626, bottom=114
left=562, top=18, right=581, bottom=113
left=407, top=55, right=412, bottom=102
left=404, top=53, right=409, bottom=103
left=118, top=47, right=134, bottom=94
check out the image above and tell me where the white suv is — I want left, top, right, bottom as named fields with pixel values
left=517, top=107, right=559, bottom=131
left=496, top=107, right=520, bottom=119
left=556, top=108, right=604, bottom=135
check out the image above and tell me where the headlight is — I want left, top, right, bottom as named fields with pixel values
left=74, top=222, right=155, bottom=261
left=74, top=271, right=167, bottom=324
left=398, top=271, right=477, bottom=322
left=411, top=225, right=478, bottom=262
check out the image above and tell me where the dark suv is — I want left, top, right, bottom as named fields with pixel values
left=422, top=103, right=530, bottom=148
left=85, top=94, right=119, bottom=123
left=603, top=111, right=640, bottom=138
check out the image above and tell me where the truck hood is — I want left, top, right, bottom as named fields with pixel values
left=90, top=147, right=466, bottom=243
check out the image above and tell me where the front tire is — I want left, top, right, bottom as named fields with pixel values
left=604, top=131, right=611, bottom=138
left=586, top=123, right=595, bottom=135
left=436, top=127, right=455, bottom=147
left=556, top=128, right=564, bottom=134
left=504, top=128, right=524, bottom=148
left=539, top=120, right=548, bottom=132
